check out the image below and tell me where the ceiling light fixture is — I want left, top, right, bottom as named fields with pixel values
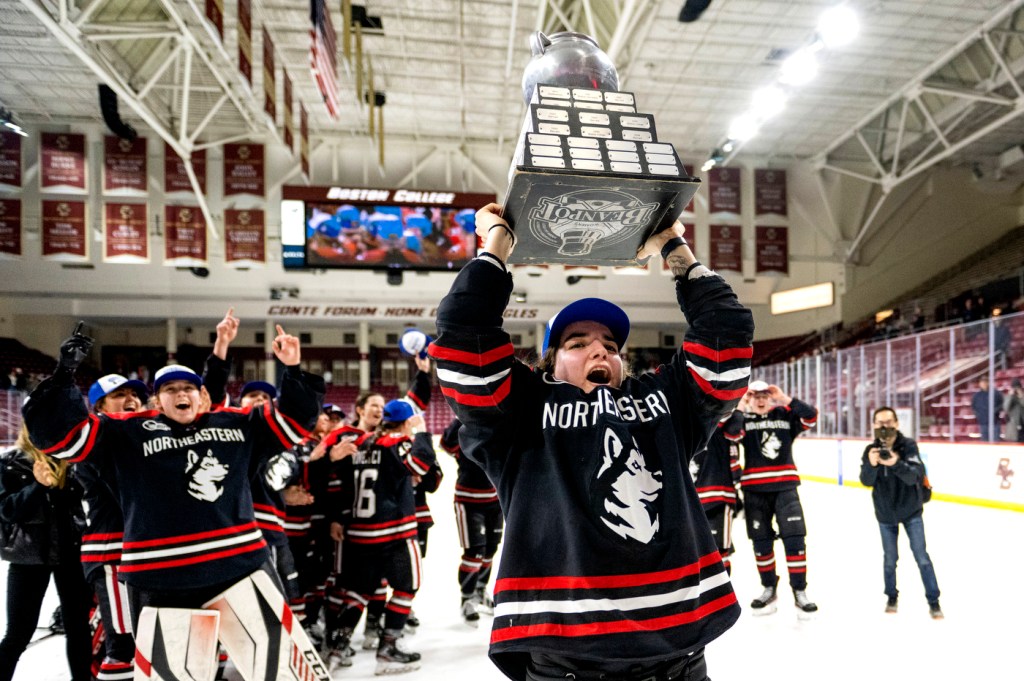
left=0, top=106, right=28, bottom=137
left=700, top=4, right=860, bottom=171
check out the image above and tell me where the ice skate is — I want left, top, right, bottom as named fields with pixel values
left=793, top=588, right=818, bottom=620
left=750, top=582, right=778, bottom=616
left=461, top=597, right=481, bottom=627
left=362, top=614, right=382, bottom=650
left=885, top=597, right=898, bottom=614
left=403, top=610, right=419, bottom=635
left=929, top=601, right=944, bottom=620
left=473, top=589, right=495, bottom=616
left=375, top=628, right=421, bottom=675
left=323, top=627, right=355, bottom=671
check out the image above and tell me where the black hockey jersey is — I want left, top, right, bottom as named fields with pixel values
left=75, top=458, right=124, bottom=580
left=440, top=418, right=498, bottom=506
left=735, top=399, right=817, bottom=493
left=429, top=254, right=754, bottom=680
left=23, top=366, right=323, bottom=590
left=331, top=432, right=433, bottom=545
left=691, top=417, right=742, bottom=512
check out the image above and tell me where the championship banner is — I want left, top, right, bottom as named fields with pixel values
left=0, top=131, right=21, bottom=188
left=283, top=71, right=294, bottom=151
left=206, top=0, right=224, bottom=41
left=164, top=143, right=207, bottom=194
left=40, top=132, right=87, bottom=192
left=41, top=199, right=88, bottom=261
left=238, top=0, right=253, bottom=87
left=709, top=224, right=742, bottom=273
left=755, top=168, right=787, bottom=216
left=103, top=202, right=149, bottom=263
left=103, top=136, right=147, bottom=193
left=223, top=142, right=264, bottom=197
left=164, top=205, right=208, bottom=267
left=224, top=208, right=266, bottom=267
left=708, top=167, right=741, bottom=214
left=0, top=198, right=21, bottom=258
left=662, top=222, right=695, bottom=274
left=262, top=27, right=276, bottom=123
left=300, top=105, right=310, bottom=182
left=755, top=225, right=788, bottom=275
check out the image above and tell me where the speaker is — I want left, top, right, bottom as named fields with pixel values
left=98, top=84, right=138, bottom=141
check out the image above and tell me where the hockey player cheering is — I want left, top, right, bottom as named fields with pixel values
left=22, top=322, right=326, bottom=680
left=429, top=204, right=754, bottom=681
left=691, top=414, right=743, bottom=575
left=733, top=380, right=819, bottom=616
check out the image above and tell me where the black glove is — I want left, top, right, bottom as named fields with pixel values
left=58, top=321, right=94, bottom=374
left=732, top=493, right=744, bottom=519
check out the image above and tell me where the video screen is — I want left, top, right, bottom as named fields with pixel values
left=303, top=203, right=477, bottom=270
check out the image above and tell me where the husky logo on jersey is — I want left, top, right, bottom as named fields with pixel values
left=264, top=451, right=295, bottom=491
left=185, top=449, right=229, bottom=502
left=760, top=431, right=782, bottom=460
left=594, top=428, right=662, bottom=544
left=142, top=419, right=172, bottom=432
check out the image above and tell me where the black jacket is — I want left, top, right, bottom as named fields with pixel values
left=858, top=432, right=925, bottom=524
left=0, top=447, right=85, bottom=565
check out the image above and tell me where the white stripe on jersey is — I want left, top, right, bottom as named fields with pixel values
left=684, top=360, right=750, bottom=384
left=81, top=540, right=124, bottom=552
left=55, top=421, right=93, bottom=460
left=121, top=528, right=263, bottom=562
left=697, top=490, right=736, bottom=500
left=407, top=539, right=422, bottom=591
left=347, top=520, right=418, bottom=538
left=273, top=409, right=304, bottom=444
left=103, top=565, right=132, bottom=634
left=741, top=469, right=798, bottom=481
left=455, top=489, right=497, bottom=500
left=494, top=571, right=731, bottom=619
left=436, top=366, right=511, bottom=387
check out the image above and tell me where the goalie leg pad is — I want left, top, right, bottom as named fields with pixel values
left=205, top=568, right=329, bottom=681
left=133, top=607, right=219, bottom=681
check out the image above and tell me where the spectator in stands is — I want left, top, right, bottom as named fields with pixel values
left=911, top=306, right=926, bottom=332
left=971, top=376, right=1002, bottom=442
left=994, top=317, right=1013, bottom=370
left=0, top=368, right=9, bottom=391
left=1004, top=379, right=1024, bottom=443
left=11, top=368, right=26, bottom=392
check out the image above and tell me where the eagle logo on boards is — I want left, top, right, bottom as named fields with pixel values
left=185, top=449, right=229, bottom=502
left=760, top=431, right=782, bottom=460
left=594, top=428, right=662, bottom=544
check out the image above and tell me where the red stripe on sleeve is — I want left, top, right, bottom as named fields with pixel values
left=687, top=368, right=749, bottom=401
left=682, top=342, right=753, bottom=362
left=440, top=375, right=512, bottom=408
left=429, top=342, right=514, bottom=367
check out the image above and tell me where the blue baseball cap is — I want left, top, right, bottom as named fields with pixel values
left=382, top=399, right=415, bottom=424
left=88, top=374, right=148, bottom=408
left=153, top=364, right=203, bottom=392
left=324, top=403, right=346, bottom=419
left=240, top=381, right=277, bottom=400
left=542, top=298, right=630, bottom=354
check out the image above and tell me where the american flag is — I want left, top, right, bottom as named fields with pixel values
left=310, top=0, right=339, bottom=118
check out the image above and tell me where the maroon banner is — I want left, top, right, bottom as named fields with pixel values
left=238, top=0, right=252, bottom=86
left=683, top=164, right=695, bottom=213
left=709, top=224, right=742, bottom=273
left=0, top=198, right=21, bottom=257
left=206, top=0, right=224, bottom=41
left=164, top=205, right=207, bottom=266
left=283, top=71, right=294, bottom=152
left=755, top=225, right=788, bottom=274
left=708, top=167, right=741, bottom=214
left=103, top=202, right=149, bottom=263
left=662, top=222, right=696, bottom=273
left=40, top=132, right=87, bottom=191
left=0, top=131, right=21, bottom=187
left=164, top=144, right=207, bottom=194
left=224, top=208, right=266, bottom=266
left=223, top=142, right=264, bottom=196
left=104, top=136, right=147, bottom=193
left=300, top=105, right=310, bottom=182
left=263, top=27, right=276, bottom=122
left=755, top=168, right=787, bottom=216
left=41, top=200, right=88, bottom=260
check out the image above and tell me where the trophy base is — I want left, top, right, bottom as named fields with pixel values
left=502, top=167, right=699, bottom=267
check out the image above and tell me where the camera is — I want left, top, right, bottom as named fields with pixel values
left=878, top=446, right=892, bottom=461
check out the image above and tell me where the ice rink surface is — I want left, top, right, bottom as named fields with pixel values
left=4, top=446, right=1022, bottom=680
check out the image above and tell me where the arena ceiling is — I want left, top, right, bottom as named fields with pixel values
left=2, top=0, right=1024, bottom=192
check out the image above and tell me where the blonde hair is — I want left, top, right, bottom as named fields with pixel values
left=17, top=424, right=69, bottom=489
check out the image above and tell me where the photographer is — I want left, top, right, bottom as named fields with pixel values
left=859, top=407, right=943, bottom=619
